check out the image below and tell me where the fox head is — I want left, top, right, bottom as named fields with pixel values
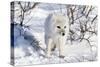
left=52, top=14, right=69, bottom=36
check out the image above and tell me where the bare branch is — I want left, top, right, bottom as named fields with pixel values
left=86, top=6, right=93, bottom=18
left=70, top=8, right=74, bottom=24
left=91, top=15, right=97, bottom=23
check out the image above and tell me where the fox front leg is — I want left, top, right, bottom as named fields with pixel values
left=59, top=37, right=65, bottom=58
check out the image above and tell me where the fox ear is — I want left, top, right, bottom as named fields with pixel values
left=51, top=14, right=57, bottom=20
left=48, top=13, right=56, bottom=22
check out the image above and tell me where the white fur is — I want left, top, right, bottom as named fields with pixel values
left=44, top=13, right=69, bottom=57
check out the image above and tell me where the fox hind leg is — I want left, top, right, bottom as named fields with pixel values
left=47, top=38, right=53, bottom=57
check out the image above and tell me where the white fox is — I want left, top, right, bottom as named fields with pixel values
left=44, top=13, right=69, bottom=58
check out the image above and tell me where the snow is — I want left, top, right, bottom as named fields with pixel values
left=13, top=24, right=97, bottom=66
left=11, top=2, right=98, bottom=66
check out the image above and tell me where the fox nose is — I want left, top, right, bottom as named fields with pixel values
left=62, top=33, right=65, bottom=36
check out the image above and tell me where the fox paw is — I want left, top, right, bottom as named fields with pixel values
left=59, top=55, right=65, bottom=58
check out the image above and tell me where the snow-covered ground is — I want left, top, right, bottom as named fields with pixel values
left=11, top=2, right=98, bottom=66
left=12, top=24, right=97, bottom=66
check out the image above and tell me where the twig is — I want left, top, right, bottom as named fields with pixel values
left=91, top=15, right=97, bottom=23
left=86, top=6, right=92, bottom=18
left=70, top=8, right=74, bottom=24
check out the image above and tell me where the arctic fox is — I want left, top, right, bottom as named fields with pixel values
left=44, top=13, right=69, bottom=58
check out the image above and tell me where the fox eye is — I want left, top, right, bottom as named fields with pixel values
left=64, top=26, right=66, bottom=28
left=57, top=26, right=61, bottom=29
